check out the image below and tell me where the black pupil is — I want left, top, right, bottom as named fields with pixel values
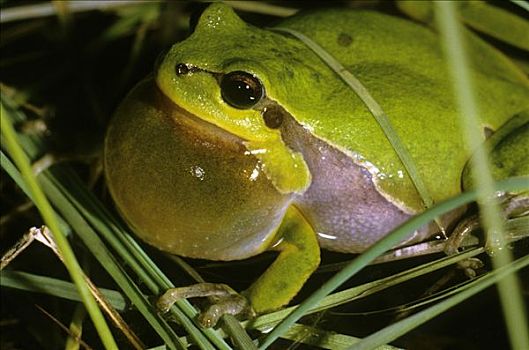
left=220, top=71, right=263, bottom=109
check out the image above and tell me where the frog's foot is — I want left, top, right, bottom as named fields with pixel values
left=445, top=215, right=484, bottom=278
left=446, top=193, right=529, bottom=277
left=454, top=255, right=484, bottom=279
left=157, top=283, right=254, bottom=327
left=197, top=294, right=254, bottom=328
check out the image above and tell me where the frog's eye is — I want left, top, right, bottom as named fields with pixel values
left=220, top=71, right=264, bottom=109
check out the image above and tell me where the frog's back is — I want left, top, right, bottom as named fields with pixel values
left=279, top=9, right=528, bottom=92
left=276, top=9, right=529, bottom=212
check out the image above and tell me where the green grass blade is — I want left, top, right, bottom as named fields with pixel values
left=1, top=103, right=118, bottom=350
left=511, top=0, right=529, bottom=12
left=349, top=254, right=529, bottom=350
left=435, top=2, right=529, bottom=349
left=1, top=150, right=31, bottom=194
left=0, top=1, right=144, bottom=23
left=281, top=324, right=399, bottom=350
left=0, top=270, right=127, bottom=312
left=222, top=317, right=258, bottom=350
left=226, top=1, right=298, bottom=17
left=65, top=303, right=87, bottom=350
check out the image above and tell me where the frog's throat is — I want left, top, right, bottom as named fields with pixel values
left=106, top=80, right=294, bottom=261
left=156, top=74, right=312, bottom=195
left=155, top=84, right=246, bottom=148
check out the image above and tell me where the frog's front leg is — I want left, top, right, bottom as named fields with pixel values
left=245, top=205, right=320, bottom=313
left=157, top=206, right=320, bottom=327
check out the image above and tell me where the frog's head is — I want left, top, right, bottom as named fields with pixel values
left=156, top=3, right=314, bottom=194
left=105, top=4, right=317, bottom=260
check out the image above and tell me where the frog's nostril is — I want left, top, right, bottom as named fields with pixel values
left=176, top=63, right=190, bottom=75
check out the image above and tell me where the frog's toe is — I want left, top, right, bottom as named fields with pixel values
left=444, top=215, right=480, bottom=256
left=198, top=294, right=255, bottom=328
left=455, top=257, right=484, bottom=278
left=443, top=214, right=482, bottom=277
left=445, top=192, right=529, bottom=277
left=156, top=282, right=255, bottom=327
left=157, top=283, right=232, bottom=312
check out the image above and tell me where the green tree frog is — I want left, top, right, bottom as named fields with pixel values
left=104, top=3, right=529, bottom=323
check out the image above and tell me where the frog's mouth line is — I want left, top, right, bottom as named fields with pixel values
left=153, top=82, right=248, bottom=149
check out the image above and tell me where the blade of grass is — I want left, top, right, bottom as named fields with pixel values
left=35, top=304, right=95, bottom=350
left=225, top=1, right=298, bottom=17
left=280, top=323, right=400, bottom=350
left=0, top=1, right=146, bottom=23
left=511, top=0, right=529, bottom=12
left=65, top=303, right=87, bottom=350
left=257, top=176, right=528, bottom=349
left=1, top=270, right=128, bottom=311
left=1, top=104, right=118, bottom=350
left=0, top=271, right=216, bottom=349
left=1, top=151, right=71, bottom=234
left=349, top=254, right=529, bottom=350
left=435, top=2, right=529, bottom=349
left=3, top=154, right=185, bottom=350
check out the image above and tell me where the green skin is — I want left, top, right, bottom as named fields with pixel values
left=105, top=4, right=529, bottom=315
